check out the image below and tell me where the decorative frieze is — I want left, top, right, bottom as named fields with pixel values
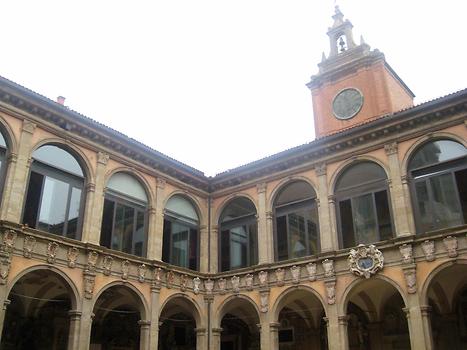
left=258, top=271, right=268, bottom=287
left=349, top=244, right=384, bottom=279
left=245, top=274, right=254, bottom=291
left=399, top=244, right=413, bottom=264
left=87, top=251, right=99, bottom=271
left=421, top=240, right=435, bottom=262
left=403, top=265, right=417, bottom=294
left=47, top=242, right=59, bottom=264
left=193, top=277, right=201, bottom=294
left=275, top=268, right=285, bottom=286
left=2, top=230, right=16, bottom=253
left=23, top=236, right=36, bottom=258
left=325, top=279, right=336, bottom=305
left=218, top=278, right=226, bottom=294
left=138, top=264, right=147, bottom=283
left=322, top=259, right=335, bottom=278
left=83, top=271, right=96, bottom=299
left=291, top=265, right=300, bottom=284
left=443, top=236, right=458, bottom=258
left=102, top=255, right=113, bottom=276
left=231, top=276, right=240, bottom=294
left=67, top=247, right=79, bottom=268
left=204, top=279, right=214, bottom=294
left=306, top=262, right=317, bottom=281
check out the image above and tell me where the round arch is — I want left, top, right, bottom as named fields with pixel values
left=30, top=138, right=95, bottom=184
left=271, top=285, right=327, bottom=322
left=104, top=166, right=154, bottom=205
left=268, top=176, right=318, bottom=212
left=328, top=155, right=391, bottom=195
left=0, top=116, right=18, bottom=154
left=400, top=133, right=467, bottom=177
left=159, top=293, right=204, bottom=328
left=6, top=264, right=80, bottom=310
left=214, top=294, right=261, bottom=329
left=214, top=193, right=258, bottom=225
left=163, top=191, right=204, bottom=225
left=92, top=281, right=149, bottom=320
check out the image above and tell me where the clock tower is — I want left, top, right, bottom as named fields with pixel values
left=307, top=6, right=415, bottom=138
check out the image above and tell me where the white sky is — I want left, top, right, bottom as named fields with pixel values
left=1, top=1, right=466, bottom=176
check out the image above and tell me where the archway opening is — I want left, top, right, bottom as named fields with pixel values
left=275, top=289, right=327, bottom=350
left=158, top=297, right=199, bottom=350
left=345, top=278, right=409, bottom=350
left=427, top=263, right=467, bottom=349
left=90, top=285, right=145, bottom=350
left=1, top=269, right=75, bottom=350
left=219, top=298, right=260, bottom=350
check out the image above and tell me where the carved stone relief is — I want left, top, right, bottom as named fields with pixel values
left=443, top=236, right=458, bottom=258
left=193, top=277, right=201, bottom=294
left=0, top=256, right=11, bottom=285
left=2, top=230, right=16, bottom=253
left=218, top=278, right=226, bottom=294
left=258, top=271, right=268, bottom=287
left=275, top=268, right=285, bottom=286
left=180, top=274, right=188, bottom=292
left=231, top=276, right=240, bottom=294
left=153, top=268, right=162, bottom=288
left=403, top=267, right=417, bottom=294
left=166, top=271, right=174, bottom=288
left=325, top=280, right=336, bottom=305
left=87, top=251, right=99, bottom=271
left=102, top=255, right=113, bottom=276
left=138, top=264, right=147, bottom=283
left=349, top=244, right=384, bottom=279
left=306, top=262, right=317, bottom=281
left=290, top=265, right=300, bottom=284
left=83, top=271, right=96, bottom=299
left=421, top=240, right=435, bottom=262
left=204, top=279, right=214, bottom=294
left=260, top=291, right=269, bottom=313
left=245, top=274, right=254, bottom=291
left=67, top=247, right=79, bottom=268
left=121, top=260, right=130, bottom=280
left=47, top=242, right=59, bottom=264
left=23, top=236, right=36, bottom=258
left=322, top=259, right=335, bottom=278
left=399, top=244, right=413, bottom=264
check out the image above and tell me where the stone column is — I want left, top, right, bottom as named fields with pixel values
left=265, top=211, right=274, bottom=261
left=77, top=296, right=95, bottom=350
left=146, top=206, right=157, bottom=260
left=211, top=327, right=222, bottom=350
left=420, top=305, right=434, bottom=350
left=270, top=322, right=280, bottom=350
left=404, top=294, right=432, bottom=350
left=259, top=314, right=272, bottom=350
left=256, top=183, right=271, bottom=264
left=149, top=284, right=161, bottom=350
left=325, top=304, right=348, bottom=350
left=139, top=320, right=151, bottom=350
left=210, top=225, right=219, bottom=272
left=384, top=142, right=414, bottom=237
left=153, top=178, right=166, bottom=261
left=315, top=164, right=337, bottom=251
left=195, top=327, right=207, bottom=350
left=67, top=310, right=82, bottom=350
left=1, top=120, right=35, bottom=222
left=199, top=224, right=209, bottom=273
left=82, top=151, right=109, bottom=245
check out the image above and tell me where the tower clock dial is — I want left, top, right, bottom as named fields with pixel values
left=332, top=88, right=364, bottom=120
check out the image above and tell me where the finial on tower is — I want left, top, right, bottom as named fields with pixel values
left=326, top=6, right=356, bottom=57
left=331, top=6, right=345, bottom=28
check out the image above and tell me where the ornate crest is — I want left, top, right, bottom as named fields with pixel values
left=180, top=274, right=188, bottom=291
left=193, top=277, right=201, bottom=294
left=218, top=278, right=226, bottom=294
left=166, top=271, right=174, bottom=288
left=421, top=240, right=435, bottom=262
left=260, top=291, right=269, bottom=313
left=399, top=244, right=413, bottom=264
left=290, top=265, right=300, bottom=284
left=443, top=236, right=458, bottom=258
left=153, top=268, right=162, bottom=288
left=275, top=268, right=285, bottom=286
left=102, top=255, right=113, bottom=276
left=67, top=247, right=79, bottom=268
left=87, top=251, right=99, bottom=271
left=204, top=279, right=214, bottom=294
left=306, top=262, right=317, bottom=281
left=325, top=280, right=336, bottom=305
left=2, top=230, right=16, bottom=253
left=322, top=259, right=335, bottom=278
left=258, top=271, right=268, bottom=287
left=348, top=244, right=384, bottom=279
left=23, top=236, right=36, bottom=258
left=245, top=274, right=254, bottom=291
left=138, top=264, right=147, bottom=283
left=47, top=242, right=59, bottom=264
left=121, top=260, right=130, bottom=280
left=83, top=271, right=95, bottom=299
left=231, top=276, right=240, bottom=293
left=0, top=258, right=11, bottom=285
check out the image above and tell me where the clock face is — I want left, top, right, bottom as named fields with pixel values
left=332, top=88, right=364, bottom=120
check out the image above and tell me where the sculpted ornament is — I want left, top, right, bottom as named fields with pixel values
left=306, top=263, right=317, bottom=281
left=290, top=265, right=300, bottom=284
left=275, top=268, right=285, bottom=287
left=325, top=280, right=336, bottom=305
left=421, top=240, right=435, bottom=262
left=204, top=279, right=214, bottom=294
left=180, top=274, right=188, bottom=292
left=218, top=278, right=226, bottom=294
left=245, top=274, right=254, bottom=291
left=443, top=236, right=458, bottom=258
left=166, top=271, right=174, bottom=288
left=67, top=247, right=79, bottom=268
left=260, top=292, right=269, bottom=313
left=349, top=244, right=384, bottom=279
left=399, top=244, right=413, bottom=264
left=47, top=242, right=59, bottom=264
left=138, top=264, right=147, bottom=283
left=102, top=255, right=114, bottom=276
left=322, top=259, right=335, bottom=278
left=153, top=268, right=162, bottom=288
left=121, top=260, right=130, bottom=280
left=403, top=267, right=417, bottom=294
left=258, top=271, right=268, bottom=287
left=231, top=276, right=240, bottom=294
left=193, top=277, right=201, bottom=294
left=23, top=236, right=36, bottom=258
left=0, top=257, right=10, bottom=285
left=83, top=271, right=95, bottom=299
left=87, top=251, right=99, bottom=271
left=2, top=230, right=16, bottom=253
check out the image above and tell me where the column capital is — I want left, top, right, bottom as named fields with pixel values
left=97, top=151, right=110, bottom=165
left=212, top=327, right=223, bottom=335
left=138, top=319, right=151, bottom=328
left=86, top=182, right=96, bottom=193
left=22, top=119, right=36, bottom=134
left=7, top=153, right=18, bottom=164
left=195, top=327, right=207, bottom=335
left=384, top=141, right=398, bottom=155
left=315, top=163, right=327, bottom=176
left=338, top=315, right=350, bottom=325
left=68, top=310, right=82, bottom=320
left=156, top=178, right=166, bottom=189
left=256, top=182, right=267, bottom=194
left=420, top=305, right=432, bottom=316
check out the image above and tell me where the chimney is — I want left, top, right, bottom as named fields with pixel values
left=56, top=96, right=66, bottom=105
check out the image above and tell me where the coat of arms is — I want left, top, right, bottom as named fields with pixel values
left=348, top=244, right=384, bottom=278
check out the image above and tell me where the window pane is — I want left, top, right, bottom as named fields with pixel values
left=409, top=140, right=466, bottom=170
left=288, top=213, right=307, bottom=258
left=336, top=162, right=386, bottom=191
left=276, top=215, right=288, bottom=261
left=339, top=199, right=355, bottom=248
left=33, top=145, right=83, bottom=177
left=220, top=230, right=230, bottom=271
left=220, top=197, right=256, bottom=223
left=162, top=219, right=171, bottom=263
left=122, top=206, right=135, bottom=253
left=37, top=176, right=69, bottom=235
left=248, top=222, right=257, bottom=265
left=415, top=181, right=431, bottom=232
left=66, top=187, right=82, bottom=238
left=100, top=199, right=115, bottom=248
left=23, top=171, right=44, bottom=228
left=352, top=194, right=378, bottom=244
left=171, top=222, right=189, bottom=268
left=230, top=226, right=247, bottom=269
left=430, top=173, right=463, bottom=229
left=375, top=190, right=392, bottom=241
left=107, top=172, right=148, bottom=203
left=166, top=195, right=198, bottom=223
left=112, top=204, right=125, bottom=251
left=306, top=206, right=319, bottom=254
left=189, top=228, right=198, bottom=270
left=134, top=211, right=145, bottom=257
left=455, top=168, right=467, bottom=224
left=275, top=181, right=316, bottom=206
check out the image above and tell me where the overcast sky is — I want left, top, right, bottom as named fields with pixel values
left=1, top=1, right=466, bottom=176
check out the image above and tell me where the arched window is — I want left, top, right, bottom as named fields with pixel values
left=162, top=195, right=199, bottom=270
left=408, top=139, right=467, bottom=232
left=100, top=172, right=148, bottom=257
left=23, top=145, right=85, bottom=239
left=335, top=161, right=393, bottom=248
left=273, top=181, right=319, bottom=261
left=219, top=197, right=257, bottom=271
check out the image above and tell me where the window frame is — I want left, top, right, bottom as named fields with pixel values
left=23, top=156, right=85, bottom=239
left=335, top=163, right=394, bottom=248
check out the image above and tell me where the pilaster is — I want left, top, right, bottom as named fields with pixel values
left=152, top=178, right=166, bottom=261
left=315, top=164, right=337, bottom=251
left=138, top=320, right=151, bottom=350
left=67, top=310, right=82, bottom=350
left=269, top=322, right=280, bottom=350
left=256, top=183, right=271, bottom=264
left=210, top=225, right=219, bottom=272
left=149, top=284, right=161, bottom=350
left=195, top=327, right=208, bottom=350
left=199, top=224, right=209, bottom=272
left=404, top=294, right=432, bottom=350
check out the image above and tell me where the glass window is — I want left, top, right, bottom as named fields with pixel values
left=409, top=140, right=467, bottom=233
left=219, top=197, right=257, bottom=271
left=273, top=181, right=319, bottom=261
left=335, top=162, right=393, bottom=248
left=23, top=145, right=85, bottom=239
left=100, top=172, right=148, bottom=257
left=162, top=195, right=199, bottom=270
